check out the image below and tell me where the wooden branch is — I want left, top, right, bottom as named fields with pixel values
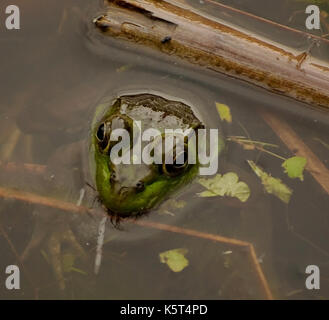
left=94, top=0, right=329, bottom=109
left=261, top=111, right=329, bottom=195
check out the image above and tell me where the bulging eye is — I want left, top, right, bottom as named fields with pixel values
left=96, top=122, right=110, bottom=151
left=96, top=123, right=105, bottom=141
left=95, top=115, right=134, bottom=153
left=163, top=149, right=188, bottom=177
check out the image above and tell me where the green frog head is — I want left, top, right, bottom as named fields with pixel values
left=90, top=94, right=205, bottom=217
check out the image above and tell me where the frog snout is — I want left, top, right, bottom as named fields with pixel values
left=109, top=163, right=152, bottom=194
left=112, top=182, right=144, bottom=197
left=109, top=172, right=141, bottom=196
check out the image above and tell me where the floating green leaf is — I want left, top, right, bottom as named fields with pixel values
left=159, top=248, right=189, bottom=272
left=215, top=102, right=232, bottom=123
left=282, top=156, right=307, bottom=181
left=247, top=160, right=292, bottom=204
left=198, top=172, right=250, bottom=202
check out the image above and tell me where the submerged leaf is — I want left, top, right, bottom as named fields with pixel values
left=159, top=248, right=189, bottom=272
left=62, top=253, right=75, bottom=273
left=116, top=65, right=132, bottom=73
left=215, top=102, right=232, bottom=123
left=70, top=267, right=88, bottom=276
left=282, top=156, right=307, bottom=181
left=61, top=253, right=87, bottom=275
left=247, top=160, right=292, bottom=204
left=167, top=199, right=186, bottom=209
left=41, top=250, right=50, bottom=264
left=198, top=172, right=250, bottom=202
left=158, top=199, right=186, bottom=216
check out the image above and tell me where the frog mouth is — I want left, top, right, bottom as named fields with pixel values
left=105, top=204, right=149, bottom=221
left=118, top=186, right=130, bottom=196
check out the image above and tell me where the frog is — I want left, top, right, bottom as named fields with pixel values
left=14, top=92, right=210, bottom=292
left=90, top=93, right=206, bottom=219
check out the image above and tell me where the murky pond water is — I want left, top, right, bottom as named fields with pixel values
left=0, top=0, right=328, bottom=299
left=188, top=0, right=329, bottom=61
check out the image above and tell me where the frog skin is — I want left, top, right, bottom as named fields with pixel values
left=90, top=94, right=206, bottom=218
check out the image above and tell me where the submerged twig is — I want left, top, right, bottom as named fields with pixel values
left=0, top=186, right=96, bottom=217
left=227, top=136, right=279, bottom=149
left=0, top=127, right=21, bottom=161
left=291, top=228, right=329, bottom=258
left=0, top=183, right=273, bottom=299
left=227, top=136, right=286, bottom=161
left=314, top=137, right=329, bottom=150
left=200, top=0, right=329, bottom=43
left=261, top=110, right=329, bottom=195
left=131, top=219, right=273, bottom=299
left=0, top=161, right=46, bottom=175
left=94, top=216, right=108, bottom=275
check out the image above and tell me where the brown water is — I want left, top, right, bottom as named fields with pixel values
left=0, top=0, right=328, bottom=299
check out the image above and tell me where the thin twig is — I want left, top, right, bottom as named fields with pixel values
left=201, top=0, right=329, bottom=44
left=227, top=136, right=286, bottom=160
left=131, top=219, right=273, bottom=299
left=248, top=244, right=273, bottom=300
left=0, top=161, right=46, bottom=175
left=257, top=146, right=287, bottom=161
left=0, top=186, right=95, bottom=216
left=0, top=127, right=21, bottom=161
left=0, top=185, right=273, bottom=299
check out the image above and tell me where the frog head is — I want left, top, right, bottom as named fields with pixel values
left=90, top=94, right=204, bottom=217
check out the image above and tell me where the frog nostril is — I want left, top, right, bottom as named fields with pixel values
left=135, top=181, right=145, bottom=192
left=110, top=172, right=117, bottom=184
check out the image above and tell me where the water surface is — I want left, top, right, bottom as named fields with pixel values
left=0, top=0, right=328, bottom=299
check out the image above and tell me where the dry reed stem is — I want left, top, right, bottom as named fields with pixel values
left=0, top=161, right=46, bottom=175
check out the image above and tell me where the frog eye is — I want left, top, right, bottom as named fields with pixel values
left=96, top=115, right=134, bottom=153
left=96, top=122, right=110, bottom=151
left=96, top=123, right=106, bottom=142
left=162, top=149, right=189, bottom=177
